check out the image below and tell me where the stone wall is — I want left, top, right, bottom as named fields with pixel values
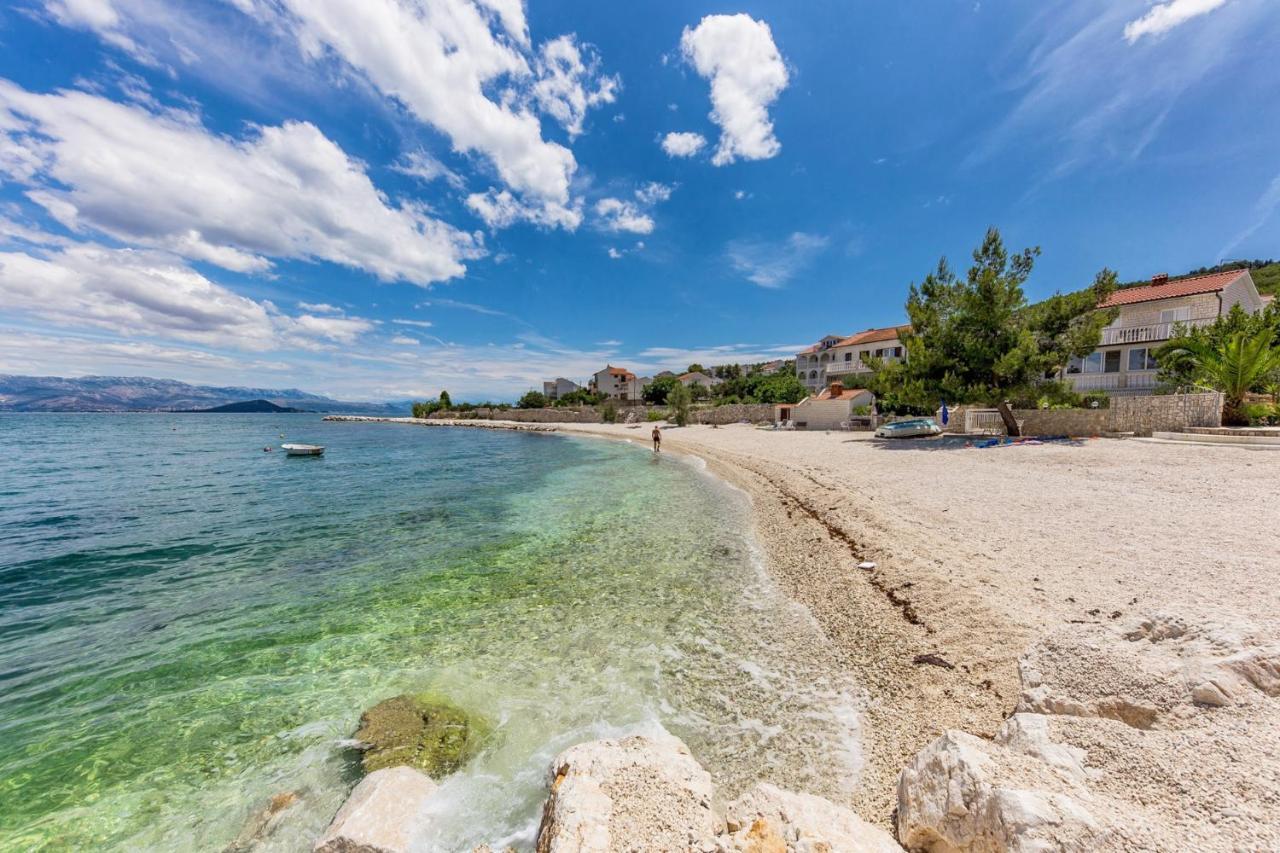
left=1014, top=408, right=1112, bottom=437
left=1011, top=392, right=1222, bottom=437
left=693, top=403, right=776, bottom=425
left=1110, top=392, right=1222, bottom=435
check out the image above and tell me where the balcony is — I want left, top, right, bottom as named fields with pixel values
left=1064, top=372, right=1158, bottom=392
left=1100, top=317, right=1214, bottom=346
left=824, top=360, right=872, bottom=376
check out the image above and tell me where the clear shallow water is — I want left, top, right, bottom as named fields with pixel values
left=0, top=415, right=859, bottom=851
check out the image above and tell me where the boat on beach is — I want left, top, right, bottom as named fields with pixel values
left=281, top=443, right=325, bottom=457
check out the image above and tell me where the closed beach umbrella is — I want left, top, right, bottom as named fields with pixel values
left=940, top=401, right=949, bottom=426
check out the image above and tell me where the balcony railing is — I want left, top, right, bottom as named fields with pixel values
left=1100, top=317, right=1214, bottom=346
left=1064, top=372, right=1158, bottom=392
left=824, top=357, right=902, bottom=376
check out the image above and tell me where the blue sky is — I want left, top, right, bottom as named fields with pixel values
left=0, top=0, right=1277, bottom=400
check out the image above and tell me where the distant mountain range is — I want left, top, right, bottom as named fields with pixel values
left=0, top=375, right=411, bottom=415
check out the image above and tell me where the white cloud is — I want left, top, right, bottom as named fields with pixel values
left=298, top=302, right=342, bottom=314
left=660, top=131, right=707, bottom=158
left=467, top=187, right=582, bottom=230
left=607, top=247, right=623, bottom=259
left=0, top=242, right=372, bottom=350
left=1124, top=0, right=1230, bottom=43
left=680, top=14, right=789, bottom=166
left=532, top=35, right=619, bottom=138
left=594, top=198, right=654, bottom=235
left=390, top=335, right=420, bottom=346
left=44, top=0, right=150, bottom=62
left=392, top=149, right=464, bottom=190
left=270, top=0, right=578, bottom=214
left=726, top=231, right=828, bottom=288
left=392, top=318, right=434, bottom=328
left=635, top=181, right=674, bottom=205
left=0, top=80, right=481, bottom=285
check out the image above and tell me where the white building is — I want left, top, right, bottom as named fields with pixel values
left=589, top=366, right=645, bottom=401
left=774, top=381, right=875, bottom=430
left=1062, top=270, right=1266, bottom=395
left=795, top=326, right=910, bottom=394
left=542, top=377, right=581, bottom=400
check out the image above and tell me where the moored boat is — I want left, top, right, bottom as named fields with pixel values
left=281, top=443, right=325, bottom=456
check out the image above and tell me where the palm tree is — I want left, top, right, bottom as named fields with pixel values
left=1161, top=329, right=1280, bottom=425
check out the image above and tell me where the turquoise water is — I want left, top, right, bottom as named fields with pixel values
left=0, top=415, right=859, bottom=851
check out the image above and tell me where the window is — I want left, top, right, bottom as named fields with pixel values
left=1104, top=351, right=1121, bottom=373
left=844, top=352, right=852, bottom=362
left=1159, top=306, right=1191, bottom=325
left=1128, top=348, right=1158, bottom=371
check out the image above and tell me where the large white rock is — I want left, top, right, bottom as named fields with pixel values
left=314, top=766, right=437, bottom=853
left=896, top=729, right=1104, bottom=853
left=723, top=783, right=902, bottom=853
left=535, top=732, right=719, bottom=853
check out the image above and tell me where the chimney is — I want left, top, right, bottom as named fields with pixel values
left=828, top=381, right=844, bottom=397
left=1151, top=273, right=1169, bottom=287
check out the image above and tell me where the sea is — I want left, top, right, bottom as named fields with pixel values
left=0, top=414, right=859, bottom=851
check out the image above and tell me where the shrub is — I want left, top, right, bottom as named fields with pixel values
left=667, top=382, right=692, bottom=426
left=646, top=409, right=666, bottom=421
left=517, top=390, right=548, bottom=409
left=601, top=401, right=618, bottom=424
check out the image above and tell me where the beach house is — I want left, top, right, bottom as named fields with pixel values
left=1062, top=270, right=1266, bottom=395
left=775, top=381, right=875, bottom=430
left=795, top=326, right=910, bottom=394
left=542, top=378, right=581, bottom=400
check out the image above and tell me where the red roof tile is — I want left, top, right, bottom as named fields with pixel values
left=1098, top=270, right=1247, bottom=308
left=815, top=386, right=870, bottom=401
left=836, top=325, right=910, bottom=348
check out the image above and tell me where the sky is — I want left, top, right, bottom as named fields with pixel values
left=0, top=0, right=1277, bottom=401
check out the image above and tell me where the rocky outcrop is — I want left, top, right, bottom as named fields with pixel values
left=897, top=613, right=1280, bottom=851
left=534, top=733, right=904, bottom=853
left=722, top=783, right=902, bottom=853
left=314, top=766, right=436, bottom=853
left=223, top=791, right=302, bottom=852
left=353, top=694, right=487, bottom=777
left=535, top=732, right=719, bottom=852
left=896, top=727, right=1105, bottom=852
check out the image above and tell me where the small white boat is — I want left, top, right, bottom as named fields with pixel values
left=282, top=443, right=325, bottom=457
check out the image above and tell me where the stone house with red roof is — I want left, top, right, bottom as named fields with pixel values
left=1062, top=270, right=1266, bottom=395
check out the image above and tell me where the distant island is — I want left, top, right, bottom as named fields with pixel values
left=0, top=374, right=410, bottom=415
left=179, top=399, right=309, bottom=414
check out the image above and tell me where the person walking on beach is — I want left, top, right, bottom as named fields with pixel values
left=651, top=425, right=661, bottom=452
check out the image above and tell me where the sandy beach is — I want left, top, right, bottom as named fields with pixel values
left=328, top=417, right=1280, bottom=849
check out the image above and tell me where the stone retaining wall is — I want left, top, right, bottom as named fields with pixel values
left=1011, top=392, right=1222, bottom=437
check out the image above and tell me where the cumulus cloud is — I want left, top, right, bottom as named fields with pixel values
left=43, top=0, right=151, bottom=62
left=680, top=14, right=789, bottom=166
left=660, top=131, right=707, bottom=158
left=726, top=231, right=828, bottom=288
left=268, top=0, right=587, bottom=219
left=532, top=34, right=619, bottom=138
left=594, top=198, right=654, bottom=235
left=0, top=242, right=372, bottom=350
left=389, top=335, right=420, bottom=346
left=1124, top=0, right=1230, bottom=43
left=0, top=80, right=481, bottom=284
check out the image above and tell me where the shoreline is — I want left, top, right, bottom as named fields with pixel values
left=324, top=416, right=1015, bottom=826
left=326, top=416, right=1280, bottom=848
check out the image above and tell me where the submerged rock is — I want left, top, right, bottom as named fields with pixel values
left=314, top=766, right=436, bottom=853
left=223, top=790, right=302, bottom=852
left=535, top=732, right=719, bottom=852
left=353, top=694, right=487, bottom=778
